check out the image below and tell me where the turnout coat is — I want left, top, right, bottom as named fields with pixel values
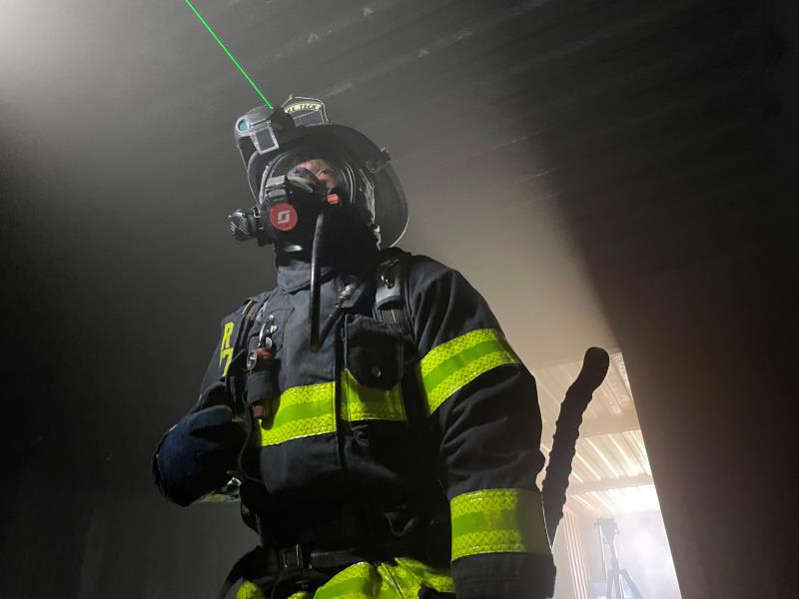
left=191, top=250, right=555, bottom=598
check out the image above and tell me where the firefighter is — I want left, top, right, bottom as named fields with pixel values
left=153, top=97, right=555, bottom=599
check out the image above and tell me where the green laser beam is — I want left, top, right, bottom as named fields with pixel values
left=183, top=0, right=273, bottom=109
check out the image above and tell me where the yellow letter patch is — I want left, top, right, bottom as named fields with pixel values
left=219, top=321, right=235, bottom=376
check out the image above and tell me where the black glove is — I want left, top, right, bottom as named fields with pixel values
left=152, top=405, right=246, bottom=506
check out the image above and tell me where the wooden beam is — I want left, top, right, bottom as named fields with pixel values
left=542, top=409, right=640, bottom=441
left=567, top=473, right=653, bottom=496
left=578, top=410, right=640, bottom=437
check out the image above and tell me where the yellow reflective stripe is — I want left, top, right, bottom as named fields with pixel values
left=419, top=328, right=519, bottom=415
left=314, top=562, right=383, bottom=598
left=259, top=381, right=336, bottom=446
left=450, top=488, right=550, bottom=561
left=235, top=580, right=266, bottom=599
left=340, top=369, right=406, bottom=422
left=393, top=557, right=455, bottom=594
left=314, top=559, right=454, bottom=599
left=235, top=582, right=310, bottom=599
left=259, top=374, right=408, bottom=447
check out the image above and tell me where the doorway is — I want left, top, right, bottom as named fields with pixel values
left=534, top=351, right=681, bottom=599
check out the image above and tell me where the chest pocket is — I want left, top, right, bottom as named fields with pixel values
left=342, top=314, right=409, bottom=423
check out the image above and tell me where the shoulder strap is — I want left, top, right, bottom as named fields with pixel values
left=373, top=249, right=430, bottom=429
left=223, top=292, right=272, bottom=409
left=373, top=248, right=413, bottom=340
left=233, top=292, right=270, bottom=359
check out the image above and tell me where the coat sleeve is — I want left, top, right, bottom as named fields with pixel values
left=196, top=311, right=242, bottom=406
left=195, top=296, right=264, bottom=412
left=406, top=255, right=555, bottom=599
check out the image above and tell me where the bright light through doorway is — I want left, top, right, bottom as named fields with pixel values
left=534, top=352, right=681, bottom=599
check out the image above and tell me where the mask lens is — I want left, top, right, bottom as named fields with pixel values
left=267, top=150, right=348, bottom=194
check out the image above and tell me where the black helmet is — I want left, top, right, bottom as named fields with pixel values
left=234, top=96, right=408, bottom=248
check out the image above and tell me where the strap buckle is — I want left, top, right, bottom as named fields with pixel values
left=375, top=258, right=402, bottom=308
left=279, top=544, right=305, bottom=570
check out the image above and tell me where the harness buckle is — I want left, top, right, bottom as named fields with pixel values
left=279, top=544, right=305, bottom=570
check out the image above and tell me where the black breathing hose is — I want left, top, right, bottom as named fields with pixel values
left=309, top=207, right=329, bottom=352
left=541, top=347, right=610, bottom=544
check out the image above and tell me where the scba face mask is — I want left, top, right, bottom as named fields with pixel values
left=229, top=147, right=352, bottom=250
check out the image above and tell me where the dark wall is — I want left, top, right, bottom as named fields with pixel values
left=0, top=108, right=258, bottom=597
left=545, top=1, right=799, bottom=597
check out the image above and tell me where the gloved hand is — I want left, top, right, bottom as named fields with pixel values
left=152, top=405, right=246, bottom=506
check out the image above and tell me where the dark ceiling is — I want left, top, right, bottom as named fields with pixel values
left=1, top=1, right=795, bottom=598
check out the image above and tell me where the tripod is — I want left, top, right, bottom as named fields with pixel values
left=596, top=518, right=644, bottom=599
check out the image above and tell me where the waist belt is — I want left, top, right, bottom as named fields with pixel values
left=218, top=537, right=422, bottom=599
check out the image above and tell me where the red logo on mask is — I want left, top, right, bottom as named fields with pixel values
left=269, top=203, right=298, bottom=231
